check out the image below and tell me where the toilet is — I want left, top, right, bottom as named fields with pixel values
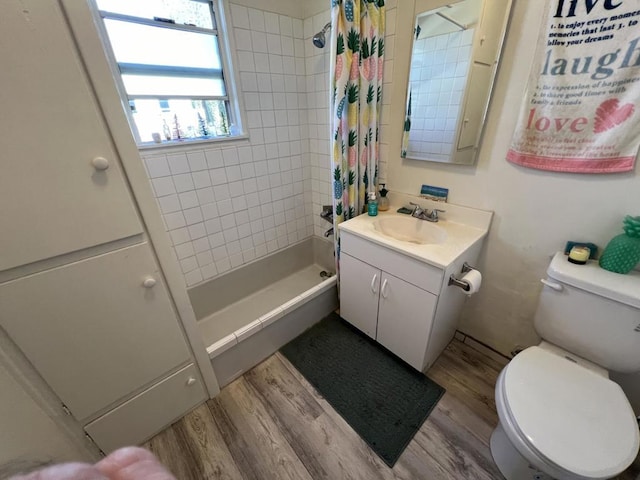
left=490, top=252, right=640, bottom=480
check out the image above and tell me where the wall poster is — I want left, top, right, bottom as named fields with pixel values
left=507, top=0, right=640, bottom=173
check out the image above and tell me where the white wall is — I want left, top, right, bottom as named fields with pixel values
left=385, top=1, right=640, bottom=359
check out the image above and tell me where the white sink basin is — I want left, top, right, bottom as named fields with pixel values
left=373, top=216, right=447, bottom=245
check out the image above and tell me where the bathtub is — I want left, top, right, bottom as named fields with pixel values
left=188, top=236, right=338, bottom=387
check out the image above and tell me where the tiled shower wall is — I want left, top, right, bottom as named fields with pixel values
left=140, top=1, right=398, bottom=287
left=141, top=4, right=312, bottom=287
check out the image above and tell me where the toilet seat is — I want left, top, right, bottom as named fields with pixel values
left=498, top=346, right=639, bottom=479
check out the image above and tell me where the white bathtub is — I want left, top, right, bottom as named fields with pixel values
left=188, top=237, right=338, bottom=386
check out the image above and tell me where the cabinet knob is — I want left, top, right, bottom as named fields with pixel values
left=91, top=157, right=110, bottom=171
left=186, top=377, right=197, bottom=386
left=142, top=277, right=157, bottom=288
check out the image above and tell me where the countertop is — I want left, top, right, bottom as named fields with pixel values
left=338, top=205, right=492, bottom=269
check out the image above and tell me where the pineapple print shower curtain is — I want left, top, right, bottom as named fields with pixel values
left=331, top=0, right=385, bottom=261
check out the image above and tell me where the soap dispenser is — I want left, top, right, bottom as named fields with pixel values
left=378, top=184, right=389, bottom=211
left=367, top=192, right=378, bottom=216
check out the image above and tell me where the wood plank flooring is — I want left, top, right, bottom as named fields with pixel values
left=145, top=339, right=640, bottom=479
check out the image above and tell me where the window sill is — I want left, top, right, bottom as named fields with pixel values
left=137, top=134, right=250, bottom=152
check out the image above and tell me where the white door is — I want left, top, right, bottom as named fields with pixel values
left=339, top=253, right=381, bottom=339
left=0, top=243, right=190, bottom=421
left=377, top=272, right=437, bottom=371
left=0, top=1, right=142, bottom=271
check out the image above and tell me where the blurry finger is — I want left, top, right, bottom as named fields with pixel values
left=95, top=447, right=176, bottom=480
left=10, top=462, right=108, bottom=480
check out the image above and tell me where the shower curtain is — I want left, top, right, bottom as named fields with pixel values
left=331, top=0, right=385, bottom=263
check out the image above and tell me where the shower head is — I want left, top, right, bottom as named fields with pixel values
left=312, top=22, right=332, bottom=48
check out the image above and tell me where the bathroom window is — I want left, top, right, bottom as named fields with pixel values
left=93, top=0, right=243, bottom=146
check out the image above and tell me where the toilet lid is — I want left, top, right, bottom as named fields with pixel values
left=503, top=347, right=639, bottom=478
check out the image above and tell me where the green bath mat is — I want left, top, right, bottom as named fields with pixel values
left=280, top=313, right=445, bottom=467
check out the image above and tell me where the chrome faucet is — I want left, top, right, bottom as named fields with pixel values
left=409, top=202, right=445, bottom=222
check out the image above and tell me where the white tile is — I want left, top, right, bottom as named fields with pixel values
left=180, top=256, right=198, bottom=273
left=279, top=15, right=293, bottom=36
left=184, top=207, right=203, bottom=225
left=229, top=252, right=244, bottom=268
left=196, top=250, right=213, bottom=267
left=216, top=258, right=231, bottom=274
left=217, top=199, right=233, bottom=215
left=244, top=92, right=260, bottom=110
left=292, top=18, right=303, bottom=39
left=240, top=72, right=258, bottom=92
left=205, top=149, right=224, bottom=169
left=164, top=211, right=186, bottom=230
left=202, top=202, right=219, bottom=220
left=192, top=170, right=211, bottom=189
left=201, top=263, right=218, bottom=281
left=188, top=222, right=207, bottom=240
left=254, top=52, right=270, bottom=73
left=212, top=245, right=228, bottom=262
left=210, top=168, right=228, bottom=185
left=226, top=240, right=241, bottom=255
left=229, top=181, right=245, bottom=198
left=196, top=187, right=215, bottom=205
left=179, top=191, right=199, bottom=209
left=225, top=165, right=242, bottom=182
left=269, top=54, right=283, bottom=74
left=185, top=269, right=203, bottom=287
left=234, top=28, right=253, bottom=51
left=266, top=33, right=282, bottom=54
left=152, top=177, right=176, bottom=197
left=187, top=151, right=207, bottom=171
left=144, top=156, right=170, bottom=178
left=173, top=173, right=195, bottom=193
left=169, top=227, right=190, bottom=245
left=157, top=194, right=181, bottom=214
left=248, top=8, right=265, bottom=32
left=193, top=236, right=210, bottom=254
left=264, top=12, right=280, bottom=34
left=237, top=51, right=255, bottom=71
left=222, top=148, right=239, bottom=166
left=175, top=242, right=195, bottom=260
left=167, top=153, right=190, bottom=174
left=230, top=4, right=250, bottom=29
left=205, top=218, right=223, bottom=235
left=235, top=210, right=250, bottom=225
left=208, top=232, right=225, bottom=248
left=251, top=31, right=268, bottom=53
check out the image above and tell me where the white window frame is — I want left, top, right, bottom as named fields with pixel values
left=89, top=0, right=246, bottom=148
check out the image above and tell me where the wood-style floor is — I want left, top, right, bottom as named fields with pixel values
left=145, top=339, right=640, bottom=479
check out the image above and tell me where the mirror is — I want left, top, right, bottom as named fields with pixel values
left=401, top=0, right=512, bottom=165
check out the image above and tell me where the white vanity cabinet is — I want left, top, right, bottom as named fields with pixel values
left=340, top=231, right=446, bottom=371
left=341, top=252, right=438, bottom=369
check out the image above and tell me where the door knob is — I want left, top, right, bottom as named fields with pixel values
left=142, top=277, right=157, bottom=288
left=91, top=157, right=110, bottom=171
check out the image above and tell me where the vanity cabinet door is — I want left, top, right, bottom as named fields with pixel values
left=0, top=243, right=191, bottom=421
left=339, top=253, right=381, bottom=339
left=377, top=272, right=437, bottom=371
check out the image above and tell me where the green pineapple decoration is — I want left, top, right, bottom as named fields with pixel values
left=599, top=216, right=640, bottom=274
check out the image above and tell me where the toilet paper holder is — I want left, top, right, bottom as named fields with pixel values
left=448, top=262, right=475, bottom=291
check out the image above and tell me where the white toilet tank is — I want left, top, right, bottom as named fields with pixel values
left=534, top=252, right=640, bottom=373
